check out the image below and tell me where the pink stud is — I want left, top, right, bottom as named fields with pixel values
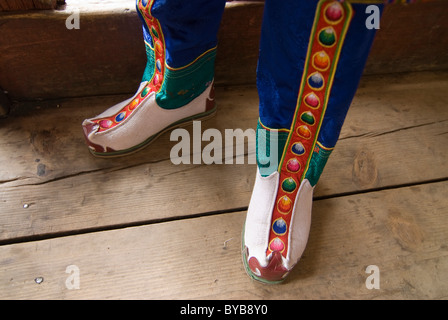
left=99, top=119, right=113, bottom=129
left=153, top=73, right=161, bottom=86
left=286, top=158, right=300, bottom=173
left=304, top=93, right=320, bottom=109
left=269, top=238, right=285, bottom=252
left=325, top=2, right=343, bottom=22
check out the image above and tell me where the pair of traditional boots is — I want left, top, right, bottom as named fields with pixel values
left=82, top=0, right=386, bottom=283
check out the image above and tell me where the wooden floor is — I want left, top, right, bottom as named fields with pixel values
left=0, top=71, right=447, bottom=299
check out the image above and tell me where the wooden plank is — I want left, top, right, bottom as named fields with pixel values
left=0, top=1, right=447, bottom=100
left=0, top=71, right=447, bottom=242
left=1, top=71, right=446, bottom=187
left=0, top=2, right=263, bottom=101
left=337, top=71, right=448, bottom=141
left=0, top=119, right=446, bottom=243
left=0, top=180, right=446, bottom=299
left=0, top=86, right=260, bottom=187
left=0, top=9, right=145, bottom=101
left=0, top=0, right=59, bottom=11
left=367, top=1, right=448, bottom=75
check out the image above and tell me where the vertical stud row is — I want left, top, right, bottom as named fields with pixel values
left=96, top=0, right=165, bottom=132
left=266, top=0, right=353, bottom=257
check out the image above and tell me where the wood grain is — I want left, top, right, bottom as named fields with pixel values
left=0, top=72, right=447, bottom=242
left=0, top=181, right=446, bottom=299
left=0, top=68, right=447, bottom=299
left=0, top=1, right=446, bottom=100
left=0, top=0, right=59, bottom=11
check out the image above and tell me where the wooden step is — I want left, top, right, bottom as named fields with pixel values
left=0, top=0, right=447, bottom=101
left=0, top=0, right=59, bottom=11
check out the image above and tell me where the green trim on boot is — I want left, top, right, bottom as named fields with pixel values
left=156, top=47, right=217, bottom=110
left=256, top=119, right=333, bottom=186
left=304, top=143, right=333, bottom=187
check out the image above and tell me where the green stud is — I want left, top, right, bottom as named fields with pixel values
left=141, top=86, right=150, bottom=98
left=151, top=26, right=159, bottom=39
left=301, top=111, right=315, bottom=125
left=282, top=177, right=297, bottom=193
left=318, top=27, right=336, bottom=46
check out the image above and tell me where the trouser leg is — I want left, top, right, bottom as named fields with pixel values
left=245, top=0, right=383, bottom=283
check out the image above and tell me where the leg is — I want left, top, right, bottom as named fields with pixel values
left=243, top=0, right=384, bottom=283
left=82, top=0, right=226, bottom=157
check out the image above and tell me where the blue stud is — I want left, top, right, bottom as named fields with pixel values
left=291, top=142, right=305, bottom=156
left=273, top=218, right=287, bottom=235
left=308, top=72, right=324, bottom=90
left=115, top=112, right=126, bottom=123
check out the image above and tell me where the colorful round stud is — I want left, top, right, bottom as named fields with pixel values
left=153, top=73, right=161, bottom=86
left=300, top=111, right=316, bottom=126
left=269, top=238, right=285, bottom=252
left=278, top=195, right=292, bottom=213
left=297, top=125, right=312, bottom=139
left=140, top=86, right=150, bottom=98
left=308, top=72, right=324, bottom=90
left=304, top=92, right=320, bottom=109
left=115, top=111, right=126, bottom=123
left=313, top=51, right=330, bottom=71
left=129, top=98, right=139, bottom=111
left=291, top=142, right=306, bottom=156
left=318, top=27, right=336, bottom=47
left=151, top=26, right=159, bottom=39
left=282, top=177, right=297, bottom=193
left=156, top=59, right=162, bottom=73
left=273, top=218, right=287, bottom=236
left=325, top=1, right=344, bottom=23
left=155, top=40, right=163, bottom=54
left=99, top=119, right=113, bottom=129
left=286, top=158, right=300, bottom=173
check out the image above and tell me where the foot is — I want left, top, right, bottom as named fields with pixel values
left=82, top=0, right=218, bottom=157
left=242, top=168, right=314, bottom=283
left=82, top=81, right=216, bottom=157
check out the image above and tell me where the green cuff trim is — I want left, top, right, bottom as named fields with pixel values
left=304, top=143, right=333, bottom=187
left=256, top=118, right=334, bottom=185
left=156, top=48, right=216, bottom=110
